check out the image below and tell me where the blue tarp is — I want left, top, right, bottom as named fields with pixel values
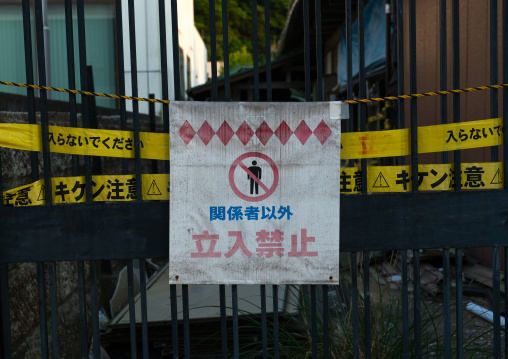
left=338, top=0, right=386, bottom=86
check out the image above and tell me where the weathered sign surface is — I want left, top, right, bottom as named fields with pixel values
left=169, top=102, right=347, bottom=284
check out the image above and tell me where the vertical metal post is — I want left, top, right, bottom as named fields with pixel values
left=64, top=0, right=79, bottom=176
left=222, top=0, right=230, bottom=101
left=252, top=0, right=259, bottom=101
left=260, top=285, right=268, bottom=359
left=439, top=0, right=448, bottom=165
left=264, top=0, right=272, bottom=101
left=77, top=261, right=88, bottom=358
left=303, top=0, right=311, bottom=102
left=396, top=0, right=405, bottom=166
left=491, top=0, right=499, bottom=162
left=273, top=285, right=279, bottom=358
left=34, top=0, right=52, bottom=204
left=0, top=264, right=12, bottom=358
left=77, top=0, right=92, bottom=203
left=346, top=0, right=354, bottom=167
left=310, top=286, right=318, bottom=359
left=452, top=0, right=461, bottom=191
left=115, top=0, right=128, bottom=175
left=158, top=0, right=170, bottom=173
left=413, top=249, right=421, bottom=358
left=358, top=0, right=368, bottom=194
left=492, top=247, right=501, bottom=357
left=37, top=263, right=49, bottom=359
left=219, top=285, right=228, bottom=358
left=127, top=261, right=137, bottom=358
left=170, top=284, right=179, bottom=358
left=208, top=0, right=218, bottom=101
left=456, top=249, right=463, bottom=359
left=232, top=285, right=240, bottom=359
left=22, top=0, right=39, bottom=183
left=409, top=0, right=417, bottom=192
left=350, top=252, right=359, bottom=359
left=48, top=263, right=58, bottom=359
left=182, top=285, right=191, bottom=359
left=443, top=249, right=451, bottom=358
left=504, top=0, right=508, bottom=189
left=140, top=260, right=149, bottom=359
left=315, top=0, right=323, bottom=101
left=362, top=252, right=371, bottom=359
left=127, top=0, right=142, bottom=202
left=149, top=94, right=158, bottom=173
left=401, top=251, right=409, bottom=359
left=90, top=261, right=100, bottom=357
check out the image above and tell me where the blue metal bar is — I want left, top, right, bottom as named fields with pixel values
left=409, top=0, right=418, bottom=192
left=439, top=0, right=448, bottom=165
left=452, top=0, right=461, bottom=191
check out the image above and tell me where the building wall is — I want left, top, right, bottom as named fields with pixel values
left=403, top=0, right=503, bottom=165
left=123, top=0, right=207, bottom=116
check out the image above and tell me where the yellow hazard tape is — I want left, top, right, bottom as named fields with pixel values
left=0, top=118, right=503, bottom=161
left=0, top=124, right=169, bottom=160
left=341, top=117, right=503, bottom=160
left=340, top=162, right=503, bottom=194
left=2, top=174, right=169, bottom=206
left=1, top=80, right=507, bottom=105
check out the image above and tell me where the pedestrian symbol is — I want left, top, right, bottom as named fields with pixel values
left=229, top=152, right=279, bottom=202
left=147, top=180, right=162, bottom=195
left=373, top=172, right=389, bottom=188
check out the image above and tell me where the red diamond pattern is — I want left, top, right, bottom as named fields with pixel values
left=255, top=121, right=273, bottom=146
left=313, top=120, right=332, bottom=145
left=274, top=121, right=293, bottom=145
left=197, top=121, right=215, bottom=145
left=236, top=121, right=254, bottom=145
left=178, top=120, right=196, bottom=145
left=294, top=120, right=312, bottom=145
left=216, top=121, right=235, bottom=145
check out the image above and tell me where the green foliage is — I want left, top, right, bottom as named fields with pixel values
left=194, top=0, right=291, bottom=64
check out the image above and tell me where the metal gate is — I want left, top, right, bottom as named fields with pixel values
left=1, top=0, right=508, bottom=358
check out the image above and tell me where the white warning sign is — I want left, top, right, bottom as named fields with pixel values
left=169, top=102, right=347, bottom=284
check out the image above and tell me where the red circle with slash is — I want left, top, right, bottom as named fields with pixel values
left=229, top=152, right=279, bottom=202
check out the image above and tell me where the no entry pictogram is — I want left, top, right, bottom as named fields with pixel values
left=229, top=152, right=279, bottom=202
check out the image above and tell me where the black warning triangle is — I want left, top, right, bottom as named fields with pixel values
left=373, top=172, right=390, bottom=188
left=37, top=185, right=45, bottom=201
left=490, top=168, right=503, bottom=184
left=147, top=180, right=162, bottom=195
